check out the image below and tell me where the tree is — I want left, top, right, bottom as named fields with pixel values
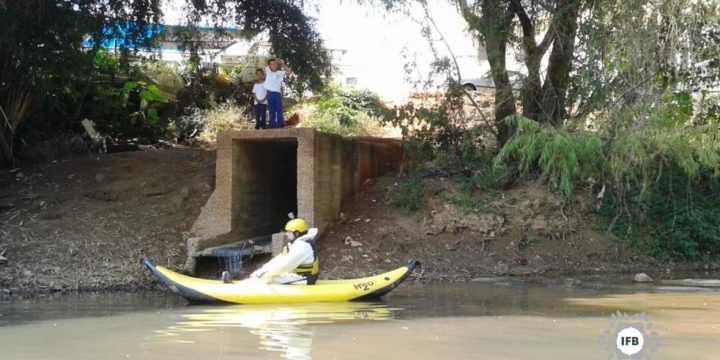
left=379, top=0, right=586, bottom=143
left=181, top=0, right=333, bottom=93
left=457, top=0, right=517, bottom=144
left=0, top=0, right=332, bottom=167
left=569, top=0, right=720, bottom=120
left=457, top=0, right=583, bottom=131
left=0, top=0, right=161, bottom=166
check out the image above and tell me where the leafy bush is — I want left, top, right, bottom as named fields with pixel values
left=380, top=89, right=469, bottom=150
left=402, top=139, right=436, bottom=173
left=86, top=76, right=169, bottom=140
left=491, top=91, right=720, bottom=260
left=172, top=101, right=250, bottom=143
left=394, top=177, right=425, bottom=213
left=140, top=61, right=185, bottom=99
left=602, top=171, right=720, bottom=261
left=447, top=183, right=490, bottom=214
left=316, top=87, right=385, bottom=120
left=466, top=163, right=515, bottom=191
left=300, top=85, right=387, bottom=137
left=303, top=111, right=385, bottom=137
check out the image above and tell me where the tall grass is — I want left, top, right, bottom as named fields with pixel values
left=494, top=115, right=605, bottom=196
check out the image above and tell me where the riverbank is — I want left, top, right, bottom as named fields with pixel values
left=0, top=148, right=215, bottom=294
left=1, top=148, right=717, bottom=295
left=318, top=175, right=720, bottom=282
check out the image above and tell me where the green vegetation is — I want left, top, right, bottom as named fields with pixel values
left=299, top=85, right=387, bottom=137
left=173, top=101, right=251, bottom=144
left=373, top=0, right=720, bottom=260
left=1, top=0, right=332, bottom=166
left=391, top=125, right=514, bottom=214
left=3, top=0, right=719, bottom=263
left=490, top=93, right=720, bottom=260
left=600, top=172, right=720, bottom=261
left=494, top=116, right=604, bottom=197
left=394, top=177, right=425, bottom=213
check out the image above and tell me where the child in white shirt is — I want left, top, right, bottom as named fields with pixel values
left=264, top=58, right=292, bottom=128
left=251, top=68, right=267, bottom=129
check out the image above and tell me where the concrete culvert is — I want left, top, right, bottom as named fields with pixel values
left=185, top=128, right=403, bottom=276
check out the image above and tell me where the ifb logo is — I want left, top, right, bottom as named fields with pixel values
left=616, top=327, right=644, bottom=355
left=599, top=312, right=661, bottom=359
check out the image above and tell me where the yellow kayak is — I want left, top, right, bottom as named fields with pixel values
left=141, top=258, right=419, bottom=304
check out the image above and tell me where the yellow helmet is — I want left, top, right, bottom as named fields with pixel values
left=285, top=218, right=309, bottom=233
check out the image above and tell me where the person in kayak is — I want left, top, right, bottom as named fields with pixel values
left=223, top=218, right=319, bottom=285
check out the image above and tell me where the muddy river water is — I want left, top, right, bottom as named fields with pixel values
left=1, top=281, right=719, bottom=359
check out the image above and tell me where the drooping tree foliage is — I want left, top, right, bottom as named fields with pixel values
left=0, top=0, right=162, bottom=166
left=570, top=0, right=720, bottom=120
left=0, top=0, right=332, bottom=167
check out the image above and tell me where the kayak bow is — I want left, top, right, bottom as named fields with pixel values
left=141, top=257, right=419, bottom=304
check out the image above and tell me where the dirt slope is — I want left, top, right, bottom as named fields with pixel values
left=0, top=148, right=214, bottom=292
left=318, top=177, right=667, bottom=282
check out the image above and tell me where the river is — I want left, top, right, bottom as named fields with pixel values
left=1, top=281, right=718, bottom=359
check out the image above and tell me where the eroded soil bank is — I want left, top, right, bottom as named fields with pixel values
left=1, top=148, right=717, bottom=294
left=0, top=148, right=215, bottom=293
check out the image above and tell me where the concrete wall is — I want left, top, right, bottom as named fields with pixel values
left=185, top=128, right=402, bottom=273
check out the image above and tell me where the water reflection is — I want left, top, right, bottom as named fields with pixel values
left=153, top=302, right=402, bottom=360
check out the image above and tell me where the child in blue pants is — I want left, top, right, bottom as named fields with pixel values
left=264, top=58, right=292, bottom=128
left=251, top=68, right=267, bottom=129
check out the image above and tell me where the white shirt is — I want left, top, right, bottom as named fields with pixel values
left=252, top=82, right=267, bottom=104
left=264, top=66, right=286, bottom=92
left=251, top=228, right=318, bottom=281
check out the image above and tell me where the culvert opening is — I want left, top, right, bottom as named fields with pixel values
left=232, top=138, right=298, bottom=240
left=194, top=253, right=271, bottom=279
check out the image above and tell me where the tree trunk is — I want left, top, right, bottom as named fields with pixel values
left=485, top=35, right=516, bottom=145
left=538, top=0, right=582, bottom=125
left=478, top=0, right=516, bottom=146
left=521, top=48, right=543, bottom=121
left=509, top=0, right=544, bottom=121
left=0, top=92, right=33, bottom=167
left=0, top=131, right=12, bottom=167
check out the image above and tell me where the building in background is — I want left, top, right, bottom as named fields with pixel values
left=85, top=22, right=353, bottom=87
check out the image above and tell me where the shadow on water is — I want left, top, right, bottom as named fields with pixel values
left=0, top=291, right=185, bottom=326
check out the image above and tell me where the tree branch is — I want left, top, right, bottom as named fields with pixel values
left=456, top=0, right=482, bottom=29
left=509, top=0, right=535, bottom=39
left=422, top=2, right=494, bottom=133
left=537, top=0, right=583, bottom=56
left=537, top=28, right=555, bottom=54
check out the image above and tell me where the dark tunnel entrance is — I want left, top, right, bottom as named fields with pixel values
left=232, top=138, right=298, bottom=240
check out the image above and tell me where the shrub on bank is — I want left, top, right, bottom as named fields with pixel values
left=392, top=87, right=720, bottom=261
left=491, top=92, right=720, bottom=261
left=297, top=85, right=387, bottom=137
left=172, top=101, right=251, bottom=144
left=394, top=177, right=425, bottom=213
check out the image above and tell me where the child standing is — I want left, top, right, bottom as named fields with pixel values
left=251, top=68, right=267, bottom=129
left=264, top=58, right=292, bottom=128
